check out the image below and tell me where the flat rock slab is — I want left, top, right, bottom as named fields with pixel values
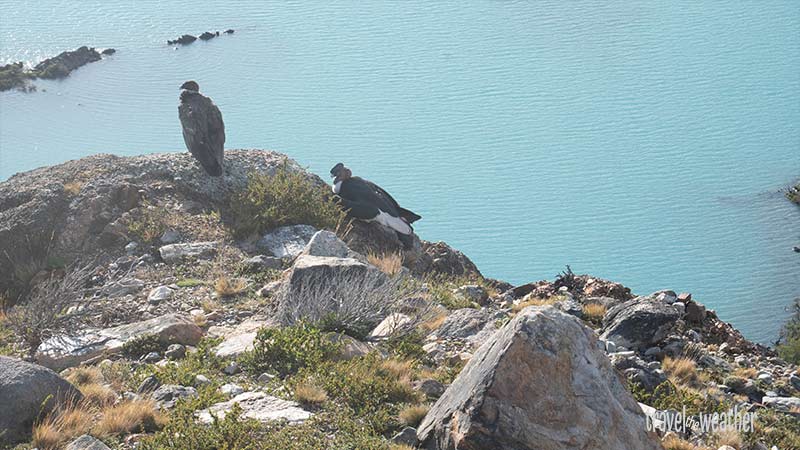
left=210, top=318, right=272, bottom=358
left=0, top=356, right=83, bottom=445
left=417, top=306, right=661, bottom=450
left=37, top=313, right=203, bottom=370
left=196, top=391, right=312, bottom=424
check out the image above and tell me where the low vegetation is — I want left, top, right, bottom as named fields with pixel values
left=240, top=323, right=340, bottom=378
left=229, top=163, right=346, bottom=238
left=777, top=298, right=800, bottom=364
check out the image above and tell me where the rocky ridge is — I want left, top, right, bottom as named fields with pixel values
left=0, top=151, right=797, bottom=449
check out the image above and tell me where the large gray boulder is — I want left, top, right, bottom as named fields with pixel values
left=417, top=306, right=661, bottom=450
left=432, top=308, right=492, bottom=342
left=37, top=313, right=203, bottom=370
left=601, top=297, right=680, bottom=350
left=0, top=356, right=83, bottom=445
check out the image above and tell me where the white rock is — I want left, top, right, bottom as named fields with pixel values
left=258, top=225, right=318, bottom=258
left=196, top=391, right=312, bottom=424
left=220, top=383, right=244, bottom=397
left=147, top=285, right=174, bottom=303
left=159, top=241, right=218, bottom=263
left=369, top=313, right=412, bottom=339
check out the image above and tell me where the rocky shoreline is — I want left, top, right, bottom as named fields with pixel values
left=0, top=151, right=798, bottom=449
left=0, top=46, right=115, bottom=92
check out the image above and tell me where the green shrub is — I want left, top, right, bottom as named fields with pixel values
left=777, top=298, right=800, bottom=364
left=121, top=334, right=164, bottom=359
left=743, top=408, right=800, bottom=449
left=240, top=323, right=340, bottom=378
left=176, top=278, right=205, bottom=288
left=229, top=164, right=346, bottom=238
left=138, top=338, right=224, bottom=388
left=295, top=354, right=421, bottom=433
left=381, top=330, right=428, bottom=362
left=139, top=403, right=262, bottom=450
left=628, top=381, right=730, bottom=416
left=125, top=204, right=169, bottom=244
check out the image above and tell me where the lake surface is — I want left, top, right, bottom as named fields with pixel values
left=1, top=1, right=798, bottom=343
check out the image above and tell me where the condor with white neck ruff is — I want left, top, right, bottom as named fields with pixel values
left=330, top=163, right=421, bottom=243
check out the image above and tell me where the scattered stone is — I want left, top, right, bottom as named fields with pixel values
left=257, top=280, right=283, bottom=297
left=417, top=306, right=661, bottom=450
left=220, top=383, right=244, bottom=397
left=369, top=313, right=411, bottom=339
left=224, top=29, right=235, bottom=34
left=212, top=319, right=270, bottom=358
left=195, top=374, right=211, bottom=386
left=327, top=333, right=371, bottom=360
left=685, top=301, right=707, bottom=323
left=0, top=356, right=84, bottom=444
left=99, top=277, right=145, bottom=297
left=37, top=313, right=204, bottom=370
left=142, top=351, right=161, bottom=363
left=137, top=375, right=161, bottom=394
left=300, top=230, right=354, bottom=258
left=243, top=255, right=282, bottom=271
left=433, top=308, right=490, bottom=340
left=762, top=396, right=800, bottom=412
left=165, top=344, right=186, bottom=360
left=453, top=285, right=489, bottom=305
left=65, top=435, right=111, bottom=450
left=789, top=374, right=800, bottom=391
left=258, top=224, right=318, bottom=258
left=672, top=302, right=685, bottom=315
left=196, top=391, right=312, bottom=424
left=147, top=285, right=174, bottom=304
left=610, top=353, right=667, bottom=392
left=160, top=229, right=180, bottom=244
left=151, top=384, right=197, bottom=409
left=601, top=297, right=680, bottom=350
left=757, top=372, right=774, bottom=385
left=677, top=292, right=692, bottom=302
left=223, top=361, right=241, bottom=375
left=258, top=373, right=275, bottom=384
left=413, top=379, right=445, bottom=399
left=125, top=241, right=138, bottom=253
left=159, top=241, right=218, bottom=263
left=392, top=427, right=419, bottom=446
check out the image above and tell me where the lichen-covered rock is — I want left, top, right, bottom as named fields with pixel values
left=601, top=297, right=681, bottom=350
left=417, top=306, right=661, bottom=450
left=159, top=241, right=218, bottom=263
left=0, top=356, right=83, bottom=445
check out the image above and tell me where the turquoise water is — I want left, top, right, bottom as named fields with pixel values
left=1, top=1, right=798, bottom=343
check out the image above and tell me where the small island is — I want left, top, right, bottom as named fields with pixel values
left=0, top=46, right=115, bottom=92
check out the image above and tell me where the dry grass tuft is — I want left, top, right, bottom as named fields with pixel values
left=93, top=400, right=165, bottom=437
left=63, top=181, right=83, bottom=196
left=582, top=303, right=607, bottom=320
left=512, top=295, right=564, bottom=313
left=367, top=252, right=404, bottom=276
left=663, top=357, right=699, bottom=387
left=381, top=358, right=415, bottom=385
left=661, top=434, right=709, bottom=450
left=79, top=382, right=117, bottom=407
left=294, top=381, right=328, bottom=405
left=733, top=367, right=758, bottom=379
left=65, top=366, right=104, bottom=386
left=32, top=405, right=94, bottom=449
left=420, top=311, right=448, bottom=332
left=398, top=404, right=429, bottom=427
left=214, top=276, right=248, bottom=297
left=712, top=428, right=742, bottom=449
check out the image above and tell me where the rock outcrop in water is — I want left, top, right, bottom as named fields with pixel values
left=168, top=29, right=232, bottom=46
left=0, top=150, right=797, bottom=449
left=0, top=46, right=115, bottom=92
